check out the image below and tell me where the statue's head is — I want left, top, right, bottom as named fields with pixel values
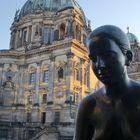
left=86, top=25, right=133, bottom=85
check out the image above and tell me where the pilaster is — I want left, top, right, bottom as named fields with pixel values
left=65, top=52, right=74, bottom=102
left=47, top=56, right=55, bottom=104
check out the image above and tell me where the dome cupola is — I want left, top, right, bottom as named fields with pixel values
left=127, top=32, right=139, bottom=44
left=15, top=0, right=86, bottom=23
left=126, top=27, right=139, bottom=45
left=10, top=0, right=88, bottom=51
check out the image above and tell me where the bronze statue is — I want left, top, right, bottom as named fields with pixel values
left=74, top=25, right=140, bottom=140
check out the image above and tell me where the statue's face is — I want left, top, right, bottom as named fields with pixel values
left=89, top=38, right=126, bottom=85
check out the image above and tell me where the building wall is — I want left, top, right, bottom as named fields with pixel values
left=0, top=2, right=97, bottom=140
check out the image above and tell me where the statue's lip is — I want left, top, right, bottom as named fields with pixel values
left=98, top=74, right=111, bottom=80
left=99, top=74, right=110, bottom=78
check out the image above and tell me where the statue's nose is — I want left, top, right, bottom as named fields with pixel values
left=96, top=57, right=107, bottom=75
left=96, top=56, right=105, bottom=68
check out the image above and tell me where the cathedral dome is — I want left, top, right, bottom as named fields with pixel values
left=126, top=32, right=139, bottom=44
left=11, top=0, right=89, bottom=50
left=18, top=0, right=86, bottom=22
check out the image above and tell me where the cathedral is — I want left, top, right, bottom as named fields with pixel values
left=0, top=0, right=140, bottom=140
left=0, top=0, right=97, bottom=139
left=126, top=28, right=140, bottom=81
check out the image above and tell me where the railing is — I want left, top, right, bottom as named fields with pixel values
left=0, top=122, right=43, bottom=127
left=0, top=121, right=74, bottom=127
left=0, top=50, right=10, bottom=53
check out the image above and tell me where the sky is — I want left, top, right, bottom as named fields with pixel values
left=0, top=0, right=140, bottom=49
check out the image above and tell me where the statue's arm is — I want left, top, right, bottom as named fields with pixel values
left=73, top=96, right=96, bottom=140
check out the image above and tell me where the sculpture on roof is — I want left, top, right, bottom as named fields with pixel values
left=14, top=9, right=20, bottom=21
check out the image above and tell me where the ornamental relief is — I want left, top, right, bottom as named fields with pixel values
left=41, top=63, right=50, bottom=70
left=54, top=91, right=65, bottom=104
left=70, top=60, right=75, bottom=75
left=4, top=64, right=17, bottom=77
left=3, top=80, right=15, bottom=91
left=55, top=91, right=64, bottom=98
left=54, top=86, right=66, bottom=91
left=28, top=65, right=37, bottom=73
left=73, top=86, right=82, bottom=93
left=39, top=88, right=47, bottom=94
left=55, top=60, right=66, bottom=82
left=55, top=60, right=66, bottom=68
left=54, top=87, right=66, bottom=99
left=75, top=62, right=81, bottom=69
left=3, top=65, right=17, bottom=90
left=39, top=85, right=52, bottom=94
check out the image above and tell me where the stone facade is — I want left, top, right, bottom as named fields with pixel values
left=0, top=0, right=98, bottom=139
left=127, top=31, right=140, bottom=81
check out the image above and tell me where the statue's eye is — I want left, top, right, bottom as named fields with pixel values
left=102, top=52, right=116, bottom=59
left=89, top=54, right=98, bottom=63
left=91, top=56, right=97, bottom=63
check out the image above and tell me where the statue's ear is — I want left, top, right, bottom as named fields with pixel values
left=125, top=50, right=133, bottom=66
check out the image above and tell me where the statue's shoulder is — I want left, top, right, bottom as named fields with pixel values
left=79, top=87, right=106, bottom=109
left=92, top=86, right=106, bottom=97
left=84, top=86, right=105, bottom=99
left=130, top=79, right=140, bottom=93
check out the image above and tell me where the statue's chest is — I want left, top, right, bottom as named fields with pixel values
left=91, top=96, right=140, bottom=138
left=91, top=97, right=117, bottom=129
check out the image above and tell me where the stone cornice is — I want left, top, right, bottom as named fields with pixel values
left=0, top=38, right=88, bottom=61
left=24, top=38, right=73, bottom=57
left=71, top=39, right=89, bottom=60
left=0, top=50, right=22, bottom=59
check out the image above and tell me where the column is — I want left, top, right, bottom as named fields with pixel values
left=81, top=58, right=85, bottom=98
left=0, top=63, right=4, bottom=104
left=21, top=64, right=28, bottom=105
left=15, top=31, right=19, bottom=49
left=28, top=25, right=32, bottom=43
left=31, top=25, right=35, bottom=42
left=73, top=21, right=76, bottom=39
left=19, top=29, right=22, bottom=47
left=34, top=62, right=41, bottom=104
left=47, top=56, right=55, bottom=104
left=65, top=52, right=74, bottom=102
left=10, top=31, right=15, bottom=49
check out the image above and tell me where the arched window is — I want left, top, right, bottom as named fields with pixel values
left=42, top=94, right=47, bottom=103
left=41, top=112, right=46, bottom=124
left=83, top=34, right=87, bottom=45
left=43, top=70, right=49, bottom=83
left=76, top=25, right=81, bottom=41
left=43, top=28, right=54, bottom=44
left=75, top=68, right=80, bottom=81
left=27, top=95, right=32, bottom=104
left=43, top=28, right=50, bottom=44
left=21, top=28, right=27, bottom=45
left=29, top=72, right=36, bottom=84
left=27, top=112, right=32, bottom=122
left=23, top=30, right=27, bottom=43
left=54, top=112, right=60, bottom=123
left=35, top=25, right=39, bottom=36
left=60, top=23, right=65, bottom=40
left=58, top=67, right=63, bottom=81
left=74, top=92, right=79, bottom=103
left=84, top=69, right=87, bottom=85
left=10, top=31, right=15, bottom=49
left=29, top=66, right=36, bottom=85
